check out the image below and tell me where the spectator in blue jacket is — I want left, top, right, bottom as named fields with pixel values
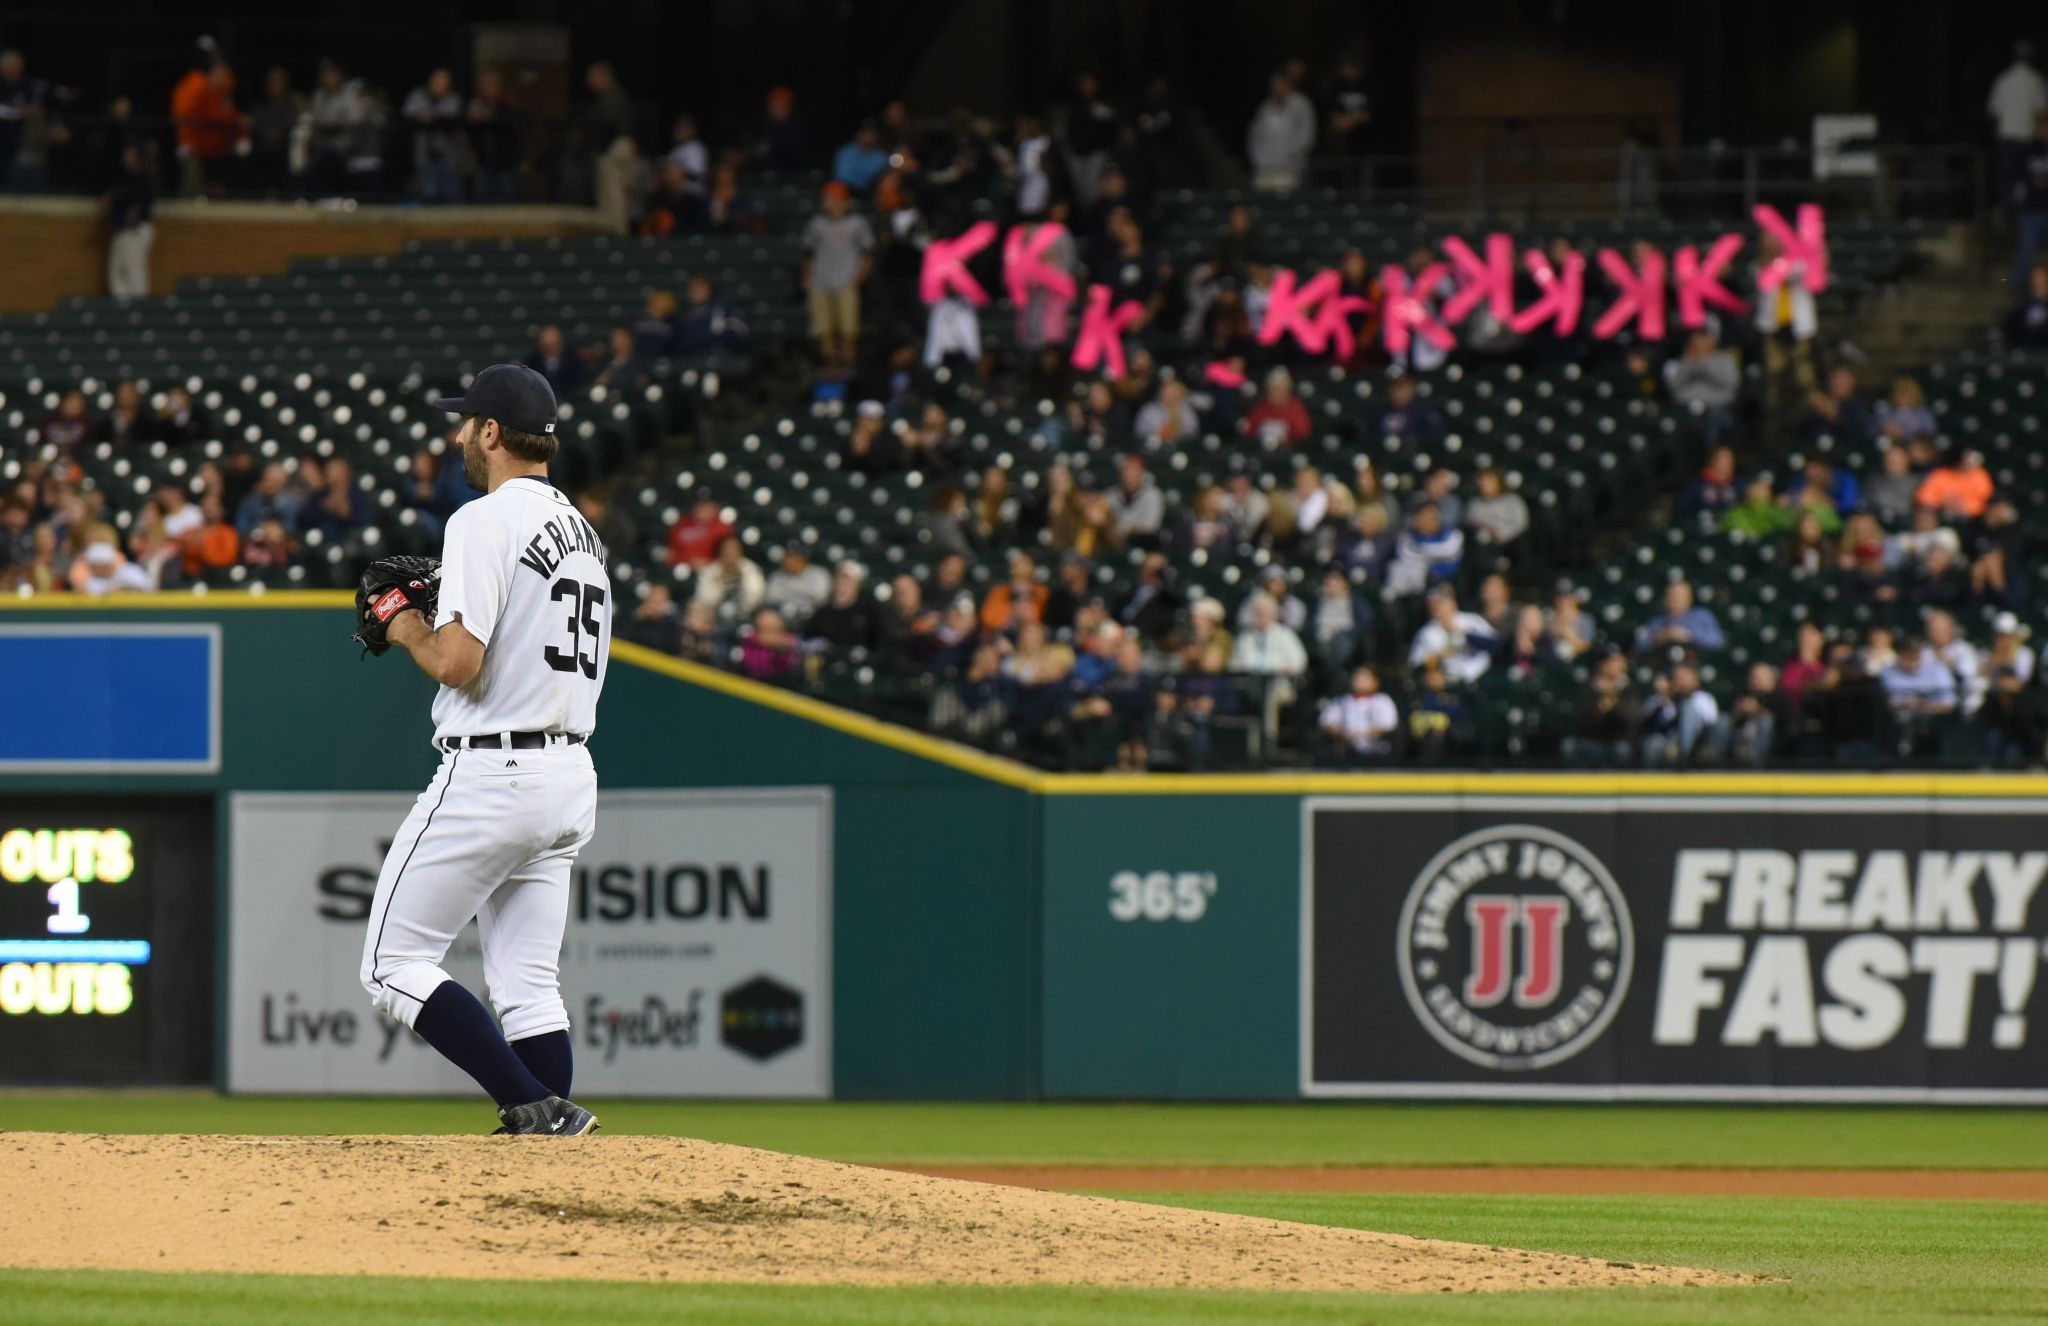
left=234, top=462, right=300, bottom=539
left=405, top=439, right=481, bottom=541
left=297, top=457, right=368, bottom=543
left=673, top=274, right=748, bottom=354
left=1877, top=375, right=1937, bottom=442
left=1071, top=636, right=1156, bottom=770
left=524, top=325, right=587, bottom=397
left=832, top=120, right=889, bottom=194
left=1070, top=619, right=1125, bottom=689
left=631, top=290, right=679, bottom=360
left=591, top=324, right=647, bottom=390
left=1635, top=578, right=1726, bottom=655
left=1385, top=502, right=1463, bottom=597
left=1678, top=446, right=1741, bottom=520
left=1368, top=372, right=1444, bottom=447
left=1785, top=457, right=1859, bottom=518
left=1799, top=363, right=1877, bottom=446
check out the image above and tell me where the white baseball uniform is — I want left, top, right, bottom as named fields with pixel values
left=359, top=475, right=611, bottom=1040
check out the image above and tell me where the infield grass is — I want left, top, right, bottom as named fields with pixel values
left=5, top=1094, right=2046, bottom=1169
left=4, top=1193, right=2042, bottom=1325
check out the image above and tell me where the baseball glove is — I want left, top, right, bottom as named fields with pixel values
left=352, top=555, right=442, bottom=657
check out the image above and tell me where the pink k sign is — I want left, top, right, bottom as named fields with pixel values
left=1673, top=234, right=1750, bottom=326
left=1308, top=286, right=1372, bottom=360
left=1002, top=222, right=1078, bottom=307
left=1380, top=263, right=1456, bottom=357
left=1752, top=203, right=1828, bottom=293
left=1257, top=268, right=1342, bottom=352
left=1203, top=359, right=1249, bottom=389
left=1591, top=247, right=1668, bottom=342
left=1070, top=284, right=1146, bottom=379
left=949, top=205, right=1834, bottom=373
left=1507, top=248, right=1586, bottom=336
left=1441, top=234, right=1517, bottom=325
left=919, top=221, right=996, bottom=306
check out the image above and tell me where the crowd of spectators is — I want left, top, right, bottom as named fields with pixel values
left=0, top=40, right=525, bottom=205
left=0, top=383, right=487, bottom=597
left=781, top=68, right=1198, bottom=386
left=1558, top=348, right=2047, bottom=769
left=594, top=167, right=2048, bottom=771
left=788, top=89, right=1828, bottom=414
left=1558, top=592, right=2045, bottom=770
left=0, top=37, right=1193, bottom=229
left=625, top=180, right=1794, bottom=768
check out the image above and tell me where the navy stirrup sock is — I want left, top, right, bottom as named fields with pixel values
left=412, top=983, right=549, bottom=1108
left=510, top=1029, right=574, bottom=1099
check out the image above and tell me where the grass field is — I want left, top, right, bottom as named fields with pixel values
left=8, top=1094, right=2047, bottom=1168
left=5, top=1095, right=2046, bottom=1325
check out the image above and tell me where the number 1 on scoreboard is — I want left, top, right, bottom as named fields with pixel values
left=46, top=878, right=90, bottom=935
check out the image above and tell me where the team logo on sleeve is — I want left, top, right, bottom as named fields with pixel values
left=1395, top=826, right=1633, bottom=1070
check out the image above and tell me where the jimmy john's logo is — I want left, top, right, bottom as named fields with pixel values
left=1396, top=826, right=1633, bottom=1071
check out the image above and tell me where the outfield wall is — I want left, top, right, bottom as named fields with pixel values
left=1050, top=784, right=2048, bottom=1103
left=2, top=598, right=2044, bottom=1102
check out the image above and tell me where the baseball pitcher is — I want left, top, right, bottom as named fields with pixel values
left=351, top=363, right=611, bottom=1136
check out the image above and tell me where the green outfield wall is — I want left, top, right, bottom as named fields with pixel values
left=6, top=597, right=2046, bottom=1103
left=1037, top=793, right=1301, bottom=1098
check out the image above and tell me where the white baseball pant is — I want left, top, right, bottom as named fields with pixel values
left=359, top=743, right=596, bottom=1040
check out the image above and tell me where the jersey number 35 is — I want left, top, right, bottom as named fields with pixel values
left=544, top=577, right=606, bottom=679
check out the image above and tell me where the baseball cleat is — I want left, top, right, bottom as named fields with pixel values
left=496, top=1095, right=600, bottom=1136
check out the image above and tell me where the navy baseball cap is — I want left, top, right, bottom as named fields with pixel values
left=431, top=363, right=559, bottom=436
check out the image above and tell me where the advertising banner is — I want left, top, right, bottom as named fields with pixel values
left=1305, top=796, right=2048, bottom=1102
left=229, top=789, right=831, bottom=1097
left=0, top=798, right=214, bottom=1084
left=0, top=625, right=219, bottom=773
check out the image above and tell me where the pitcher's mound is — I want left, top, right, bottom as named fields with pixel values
left=0, top=1134, right=1749, bottom=1294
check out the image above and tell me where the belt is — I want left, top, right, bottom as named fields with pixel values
left=437, top=731, right=587, bottom=752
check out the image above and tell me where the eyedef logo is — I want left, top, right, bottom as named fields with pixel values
left=1395, top=825, right=1634, bottom=1071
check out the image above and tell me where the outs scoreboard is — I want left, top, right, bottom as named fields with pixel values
left=0, top=828, right=146, bottom=1018
left=0, top=802, right=213, bottom=1083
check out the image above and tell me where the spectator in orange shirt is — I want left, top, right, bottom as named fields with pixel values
left=182, top=491, right=241, bottom=576
left=1916, top=448, right=1995, bottom=520
left=171, top=41, right=247, bottom=196
left=980, top=551, right=1050, bottom=633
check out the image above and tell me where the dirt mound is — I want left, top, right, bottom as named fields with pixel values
left=0, top=1134, right=1750, bottom=1294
